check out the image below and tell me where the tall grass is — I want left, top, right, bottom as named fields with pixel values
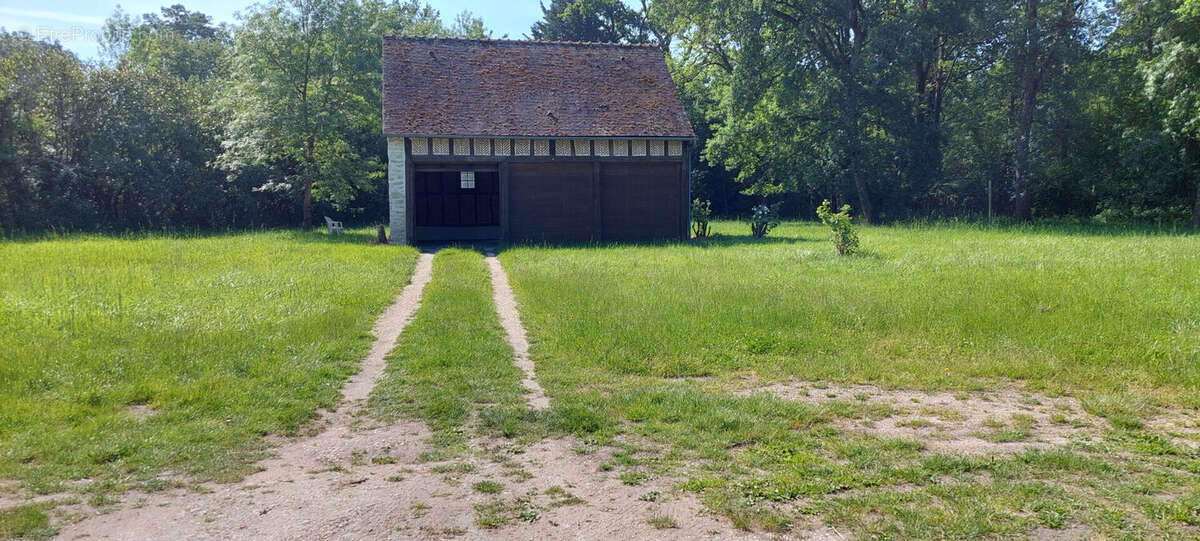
left=0, top=230, right=416, bottom=494
left=502, top=221, right=1200, bottom=405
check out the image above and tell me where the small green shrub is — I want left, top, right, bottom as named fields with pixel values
left=816, top=200, right=860, bottom=255
left=746, top=203, right=780, bottom=238
left=691, top=199, right=713, bottom=238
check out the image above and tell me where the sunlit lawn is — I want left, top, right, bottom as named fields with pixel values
left=495, top=221, right=1200, bottom=538
left=0, top=230, right=416, bottom=524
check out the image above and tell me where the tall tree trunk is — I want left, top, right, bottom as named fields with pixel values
left=1192, top=180, right=1200, bottom=229
left=302, top=177, right=313, bottom=231
left=302, top=132, right=315, bottom=231
left=853, top=168, right=874, bottom=224
left=1012, top=0, right=1041, bottom=222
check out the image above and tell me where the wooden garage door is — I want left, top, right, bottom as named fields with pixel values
left=600, top=162, right=682, bottom=242
left=508, top=163, right=597, bottom=243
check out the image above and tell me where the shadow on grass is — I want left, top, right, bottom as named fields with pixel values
left=889, top=219, right=1199, bottom=238
left=491, top=233, right=816, bottom=254
left=0, top=227, right=400, bottom=246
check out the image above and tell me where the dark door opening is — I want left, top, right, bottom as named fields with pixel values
left=413, top=170, right=501, bottom=241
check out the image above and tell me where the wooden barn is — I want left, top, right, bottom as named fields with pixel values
left=382, top=36, right=695, bottom=244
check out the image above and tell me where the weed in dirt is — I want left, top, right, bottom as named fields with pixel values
left=620, top=471, right=650, bottom=486
left=419, top=526, right=467, bottom=537
left=473, top=481, right=503, bottom=494
left=647, top=514, right=679, bottom=529
left=898, top=418, right=936, bottom=429
left=474, top=500, right=510, bottom=529
left=545, top=486, right=584, bottom=507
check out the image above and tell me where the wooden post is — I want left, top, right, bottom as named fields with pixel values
left=405, top=138, right=415, bottom=244
left=592, top=161, right=603, bottom=242
left=499, top=161, right=510, bottom=243
left=681, top=141, right=692, bottom=240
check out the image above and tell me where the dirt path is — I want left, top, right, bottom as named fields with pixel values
left=55, top=251, right=770, bottom=540
left=485, top=254, right=549, bottom=410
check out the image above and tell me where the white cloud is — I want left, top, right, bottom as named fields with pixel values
left=0, top=7, right=106, bottom=26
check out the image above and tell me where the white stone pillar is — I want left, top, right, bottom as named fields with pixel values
left=387, top=137, right=407, bottom=244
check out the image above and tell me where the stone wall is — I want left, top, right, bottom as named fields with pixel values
left=387, top=137, right=407, bottom=244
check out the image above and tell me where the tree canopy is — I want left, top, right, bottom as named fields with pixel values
left=2, top=0, right=1199, bottom=234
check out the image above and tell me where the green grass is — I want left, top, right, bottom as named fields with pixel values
left=369, top=248, right=529, bottom=449
left=498, top=221, right=1200, bottom=538
left=0, top=503, right=55, bottom=539
left=0, top=230, right=416, bottom=497
left=501, top=221, right=1200, bottom=405
left=473, top=480, right=503, bottom=494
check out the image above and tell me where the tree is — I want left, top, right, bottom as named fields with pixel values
left=1007, top=0, right=1086, bottom=221
left=220, top=0, right=487, bottom=230
left=102, top=4, right=232, bottom=80
left=530, top=0, right=652, bottom=43
left=1143, top=0, right=1200, bottom=227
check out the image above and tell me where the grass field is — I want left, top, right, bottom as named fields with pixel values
left=500, top=221, right=1200, bottom=537
left=3, top=222, right=1199, bottom=538
left=0, top=230, right=416, bottom=508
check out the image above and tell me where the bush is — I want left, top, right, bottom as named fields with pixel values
left=746, top=203, right=780, bottom=238
left=816, top=200, right=859, bottom=255
left=691, top=199, right=713, bottom=238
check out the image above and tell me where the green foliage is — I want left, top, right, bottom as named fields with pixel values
left=745, top=203, right=779, bottom=238
left=530, top=0, right=652, bottom=44
left=661, top=0, right=1200, bottom=226
left=815, top=200, right=860, bottom=256
left=690, top=198, right=712, bottom=238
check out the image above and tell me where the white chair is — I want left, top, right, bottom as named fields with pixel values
left=324, top=216, right=344, bottom=234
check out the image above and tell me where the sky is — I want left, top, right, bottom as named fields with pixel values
left=0, top=0, right=545, bottom=60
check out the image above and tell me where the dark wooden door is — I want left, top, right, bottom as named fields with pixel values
left=508, top=163, right=597, bottom=243
left=600, top=162, right=682, bottom=242
left=413, top=170, right=501, bottom=241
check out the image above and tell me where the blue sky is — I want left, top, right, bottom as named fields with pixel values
left=0, top=1, right=546, bottom=60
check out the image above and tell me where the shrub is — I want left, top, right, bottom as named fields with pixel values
left=816, top=200, right=859, bottom=255
left=746, top=203, right=780, bottom=238
left=691, top=199, right=713, bottom=238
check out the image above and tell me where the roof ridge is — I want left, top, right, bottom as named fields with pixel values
left=383, top=35, right=662, bottom=49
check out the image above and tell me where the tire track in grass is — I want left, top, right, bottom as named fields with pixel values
left=485, top=253, right=550, bottom=410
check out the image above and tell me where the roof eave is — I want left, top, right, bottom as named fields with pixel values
left=382, top=133, right=696, bottom=141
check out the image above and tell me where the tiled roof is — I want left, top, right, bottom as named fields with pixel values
left=382, top=37, right=695, bottom=139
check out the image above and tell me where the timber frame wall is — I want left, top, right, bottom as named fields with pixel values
left=388, top=136, right=692, bottom=245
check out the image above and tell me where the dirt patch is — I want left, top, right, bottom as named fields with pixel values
left=125, top=404, right=157, bottom=420
left=741, top=381, right=1103, bottom=455
left=56, top=429, right=768, bottom=540
left=485, top=254, right=549, bottom=410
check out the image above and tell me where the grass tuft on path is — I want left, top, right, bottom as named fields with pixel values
left=0, top=230, right=417, bottom=498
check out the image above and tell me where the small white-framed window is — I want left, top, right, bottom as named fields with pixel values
left=460, top=171, right=476, bottom=189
